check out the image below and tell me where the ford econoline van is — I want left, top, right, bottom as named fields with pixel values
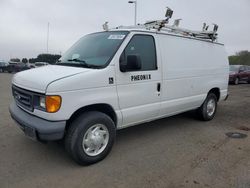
left=9, top=17, right=229, bottom=165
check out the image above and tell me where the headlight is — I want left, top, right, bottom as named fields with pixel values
left=37, top=95, right=61, bottom=113
left=39, top=96, right=46, bottom=109
left=45, top=95, right=62, bottom=113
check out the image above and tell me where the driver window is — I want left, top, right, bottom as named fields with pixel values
left=122, top=35, right=157, bottom=71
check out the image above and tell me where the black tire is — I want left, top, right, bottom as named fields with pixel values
left=197, top=93, right=217, bottom=121
left=65, top=111, right=116, bottom=165
left=234, top=77, right=239, bottom=85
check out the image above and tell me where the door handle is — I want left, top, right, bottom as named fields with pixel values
left=157, top=83, right=161, bottom=92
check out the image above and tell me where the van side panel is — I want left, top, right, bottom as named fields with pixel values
left=158, top=34, right=229, bottom=116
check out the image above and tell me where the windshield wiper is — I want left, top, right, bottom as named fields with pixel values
left=66, top=58, right=100, bottom=68
left=56, top=58, right=100, bottom=69
left=67, top=58, right=86, bottom=63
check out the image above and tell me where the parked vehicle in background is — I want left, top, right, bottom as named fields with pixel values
left=26, top=63, right=36, bottom=69
left=29, top=64, right=36, bottom=68
left=0, top=61, right=9, bottom=72
left=7, top=62, right=30, bottom=73
left=35, top=62, right=49, bottom=68
left=229, top=65, right=250, bottom=85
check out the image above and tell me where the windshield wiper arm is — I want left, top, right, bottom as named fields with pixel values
left=65, top=58, right=100, bottom=69
left=67, top=58, right=86, bottom=63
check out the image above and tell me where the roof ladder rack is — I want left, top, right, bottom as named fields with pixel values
left=144, top=7, right=219, bottom=42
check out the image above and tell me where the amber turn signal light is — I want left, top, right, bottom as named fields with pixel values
left=45, top=95, right=61, bottom=113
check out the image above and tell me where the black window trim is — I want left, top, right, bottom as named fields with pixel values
left=120, top=33, right=158, bottom=72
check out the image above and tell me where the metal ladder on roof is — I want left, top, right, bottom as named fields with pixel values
left=144, top=7, right=219, bottom=42
left=104, top=7, right=219, bottom=42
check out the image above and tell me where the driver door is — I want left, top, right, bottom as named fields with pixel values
left=115, top=34, right=162, bottom=127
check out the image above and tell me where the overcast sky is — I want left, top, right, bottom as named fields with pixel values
left=0, top=0, right=250, bottom=61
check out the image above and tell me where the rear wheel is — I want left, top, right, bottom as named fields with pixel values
left=65, top=111, right=116, bottom=165
left=197, top=93, right=217, bottom=121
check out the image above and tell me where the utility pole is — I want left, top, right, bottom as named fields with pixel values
left=47, top=22, right=50, bottom=53
left=128, top=1, right=137, bottom=25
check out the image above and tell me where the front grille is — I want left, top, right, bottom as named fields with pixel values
left=12, top=85, right=33, bottom=111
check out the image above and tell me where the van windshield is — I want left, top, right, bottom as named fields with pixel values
left=58, top=31, right=129, bottom=69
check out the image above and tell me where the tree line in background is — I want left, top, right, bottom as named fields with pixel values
left=229, top=50, right=250, bottom=66
left=10, top=54, right=61, bottom=64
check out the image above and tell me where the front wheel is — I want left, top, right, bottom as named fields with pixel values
left=197, top=93, right=217, bottom=121
left=65, top=111, right=116, bottom=165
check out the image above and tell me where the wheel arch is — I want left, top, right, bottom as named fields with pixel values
left=208, top=87, right=220, bottom=101
left=65, top=103, right=117, bottom=132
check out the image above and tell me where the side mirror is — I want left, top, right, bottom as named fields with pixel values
left=120, top=55, right=141, bottom=72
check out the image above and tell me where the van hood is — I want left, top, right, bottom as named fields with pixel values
left=12, top=65, right=90, bottom=93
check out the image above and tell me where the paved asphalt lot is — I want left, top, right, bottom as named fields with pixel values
left=0, top=73, right=250, bottom=188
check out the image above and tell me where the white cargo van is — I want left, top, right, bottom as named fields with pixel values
left=9, top=11, right=229, bottom=165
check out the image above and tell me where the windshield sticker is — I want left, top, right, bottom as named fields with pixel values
left=108, top=35, right=125, bottom=40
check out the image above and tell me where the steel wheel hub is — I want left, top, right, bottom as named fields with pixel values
left=82, top=124, right=109, bottom=156
left=207, top=99, right=215, bottom=116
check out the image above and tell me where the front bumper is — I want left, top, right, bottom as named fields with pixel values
left=9, top=102, right=66, bottom=141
